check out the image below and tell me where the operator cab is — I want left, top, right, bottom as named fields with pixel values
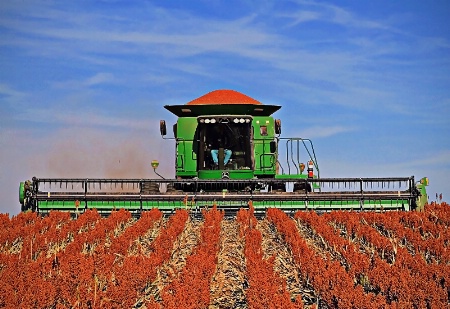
left=196, top=116, right=253, bottom=171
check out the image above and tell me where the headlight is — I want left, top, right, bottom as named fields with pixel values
left=210, top=118, right=216, bottom=123
left=205, top=119, right=210, bottom=123
left=239, top=118, right=245, bottom=123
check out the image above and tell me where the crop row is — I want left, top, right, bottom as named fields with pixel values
left=237, top=203, right=302, bottom=308
left=0, top=203, right=448, bottom=308
left=295, top=208, right=448, bottom=307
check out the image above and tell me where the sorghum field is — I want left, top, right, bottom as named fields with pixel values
left=0, top=203, right=449, bottom=308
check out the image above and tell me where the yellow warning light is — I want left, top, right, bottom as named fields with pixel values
left=151, top=160, right=159, bottom=169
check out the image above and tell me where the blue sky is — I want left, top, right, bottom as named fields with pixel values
left=1, top=0, right=449, bottom=215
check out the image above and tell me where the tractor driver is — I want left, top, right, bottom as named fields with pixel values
left=210, top=125, right=233, bottom=167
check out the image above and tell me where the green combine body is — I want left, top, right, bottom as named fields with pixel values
left=19, top=90, right=428, bottom=216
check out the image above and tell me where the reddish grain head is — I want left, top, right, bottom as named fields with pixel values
left=186, top=89, right=262, bottom=105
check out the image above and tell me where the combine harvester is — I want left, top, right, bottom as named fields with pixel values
left=19, top=90, right=429, bottom=216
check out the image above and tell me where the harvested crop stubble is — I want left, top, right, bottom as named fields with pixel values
left=158, top=207, right=224, bottom=308
left=258, top=219, right=314, bottom=306
left=267, top=208, right=384, bottom=309
left=333, top=210, right=448, bottom=306
left=57, top=209, right=131, bottom=307
left=310, top=210, right=448, bottom=307
left=327, top=212, right=397, bottom=264
left=113, top=210, right=189, bottom=308
left=101, top=209, right=177, bottom=308
left=43, top=209, right=101, bottom=258
left=295, top=216, right=347, bottom=266
left=141, top=215, right=203, bottom=304
left=209, top=219, right=247, bottom=308
left=129, top=217, right=164, bottom=256
left=237, top=206, right=302, bottom=309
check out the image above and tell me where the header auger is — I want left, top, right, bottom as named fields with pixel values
left=20, top=89, right=428, bottom=216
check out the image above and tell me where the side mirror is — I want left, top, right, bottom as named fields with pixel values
left=160, top=120, right=167, bottom=136
left=275, top=119, right=281, bottom=135
left=270, top=140, right=277, bottom=153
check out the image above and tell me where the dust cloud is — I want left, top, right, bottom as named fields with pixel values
left=1, top=125, right=177, bottom=215
left=44, top=128, right=174, bottom=179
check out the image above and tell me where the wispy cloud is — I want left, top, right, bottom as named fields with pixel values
left=13, top=106, right=154, bottom=131
left=52, top=73, right=117, bottom=89
left=0, top=7, right=274, bottom=59
left=297, top=125, right=357, bottom=139
left=0, top=84, right=28, bottom=126
left=281, top=0, right=390, bottom=31
left=389, top=150, right=450, bottom=170
left=85, top=73, right=115, bottom=86
left=1, top=1, right=448, bottom=124
left=1, top=1, right=445, bottom=87
left=283, top=10, right=321, bottom=26
left=0, top=83, right=26, bottom=99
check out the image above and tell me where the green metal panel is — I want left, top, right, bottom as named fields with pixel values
left=245, top=199, right=408, bottom=211
left=37, top=198, right=410, bottom=212
left=38, top=200, right=72, bottom=209
left=275, top=174, right=307, bottom=180
left=252, top=116, right=276, bottom=177
left=175, top=117, right=198, bottom=176
left=198, top=170, right=254, bottom=180
left=176, top=171, right=198, bottom=177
